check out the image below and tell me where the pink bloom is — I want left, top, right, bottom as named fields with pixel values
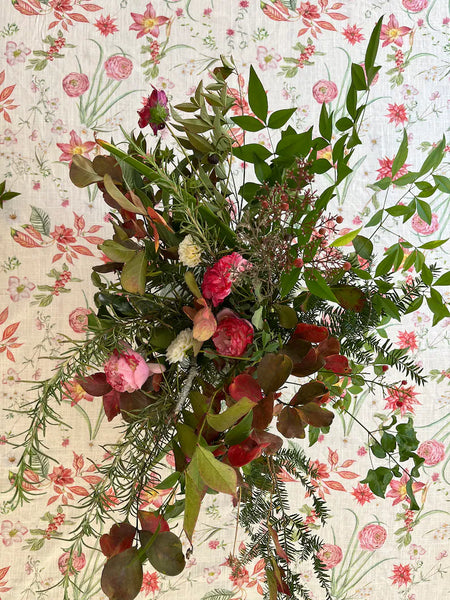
left=396, top=331, right=418, bottom=352
left=104, top=347, right=156, bottom=393
left=358, top=524, right=387, bottom=551
left=62, top=379, right=94, bottom=406
left=386, top=103, right=408, bottom=126
left=130, top=2, right=169, bottom=39
left=0, top=129, right=17, bottom=145
left=7, top=276, right=35, bottom=301
left=48, top=465, right=74, bottom=487
left=312, top=80, right=338, bottom=104
left=386, top=474, right=425, bottom=505
left=411, top=212, right=439, bottom=235
left=390, top=563, right=412, bottom=587
left=51, top=119, right=67, bottom=135
left=208, top=540, right=220, bottom=549
left=4, top=41, right=31, bottom=66
left=56, top=130, right=96, bottom=163
left=417, top=440, right=445, bottom=465
left=297, top=2, right=321, bottom=19
left=94, top=14, right=119, bottom=36
left=68, top=307, right=91, bottom=333
left=256, top=46, right=282, bottom=70
left=376, top=156, right=409, bottom=180
left=50, top=224, right=76, bottom=244
left=1, top=520, right=28, bottom=546
left=202, top=252, right=249, bottom=307
left=384, top=385, right=420, bottom=416
left=352, top=483, right=375, bottom=505
left=212, top=309, right=253, bottom=357
left=342, top=24, right=365, bottom=45
left=58, top=552, right=86, bottom=575
left=316, top=544, right=343, bottom=569
left=380, top=14, right=411, bottom=47
left=357, top=446, right=367, bottom=456
left=402, top=0, right=428, bottom=11
left=138, top=88, right=169, bottom=134
left=62, top=73, right=90, bottom=98
left=141, top=571, right=159, bottom=595
left=104, top=56, right=133, bottom=80
left=409, top=544, right=425, bottom=559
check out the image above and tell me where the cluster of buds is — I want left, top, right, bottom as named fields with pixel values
left=44, top=512, right=65, bottom=540
left=395, top=49, right=405, bottom=73
left=53, top=269, right=71, bottom=296
left=297, top=44, right=315, bottom=68
left=404, top=509, right=415, bottom=532
left=47, top=35, right=66, bottom=62
left=149, top=40, right=161, bottom=64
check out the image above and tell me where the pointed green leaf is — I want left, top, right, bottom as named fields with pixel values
left=230, top=115, right=265, bottom=131
left=206, top=396, right=256, bottom=432
left=196, top=446, right=237, bottom=495
left=104, top=173, right=146, bottom=215
left=304, top=269, right=338, bottom=303
left=121, top=251, right=147, bottom=295
left=392, top=130, right=408, bottom=177
left=69, top=154, right=103, bottom=188
left=267, top=108, right=296, bottom=129
left=330, top=227, right=362, bottom=247
left=248, top=66, right=268, bottom=122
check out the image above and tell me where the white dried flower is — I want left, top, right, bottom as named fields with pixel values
left=178, top=235, right=202, bottom=267
left=166, top=328, right=194, bottom=364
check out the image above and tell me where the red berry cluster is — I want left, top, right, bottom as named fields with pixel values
left=297, top=44, right=315, bottom=68
left=395, top=49, right=405, bottom=73
left=404, top=509, right=414, bottom=532
left=47, top=36, right=65, bottom=61
left=149, top=40, right=160, bottom=64
left=44, top=512, right=65, bottom=539
left=53, top=270, right=71, bottom=296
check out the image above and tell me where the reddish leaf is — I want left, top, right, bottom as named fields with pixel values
left=276, top=406, right=305, bottom=439
left=23, top=225, right=43, bottom=241
left=69, top=12, right=89, bottom=22
left=77, top=372, right=111, bottom=396
left=256, top=353, right=292, bottom=393
left=103, top=390, right=121, bottom=421
left=229, top=373, right=263, bottom=403
left=84, top=236, right=104, bottom=245
left=0, top=308, right=8, bottom=326
left=0, top=565, right=10, bottom=581
left=328, top=448, right=339, bottom=467
left=138, top=510, right=170, bottom=533
left=317, top=336, right=340, bottom=357
left=316, top=20, right=337, bottom=30
left=252, top=430, right=283, bottom=454
left=252, top=393, right=274, bottom=430
left=11, top=229, right=41, bottom=248
left=68, top=485, right=89, bottom=496
left=0, top=72, right=4, bottom=86
left=6, top=349, right=14, bottom=361
left=82, top=475, right=102, bottom=485
left=325, top=480, right=346, bottom=491
left=337, top=471, right=359, bottom=479
left=261, top=4, right=288, bottom=21
left=290, top=381, right=328, bottom=406
left=101, top=547, right=143, bottom=600
left=268, top=524, right=290, bottom=562
left=2, top=322, right=20, bottom=340
left=297, top=403, right=334, bottom=428
left=71, top=244, right=94, bottom=256
left=291, top=348, right=325, bottom=377
left=227, top=436, right=270, bottom=467
left=24, top=469, right=40, bottom=483
left=73, top=212, right=85, bottom=232
left=47, top=495, right=60, bottom=505
left=72, top=452, right=84, bottom=473
left=52, top=253, right=64, bottom=263
left=293, top=323, right=328, bottom=343
left=0, top=86, right=15, bottom=102
left=327, top=12, right=348, bottom=20
left=340, top=459, right=356, bottom=468
left=297, top=27, right=309, bottom=36
left=81, top=3, right=102, bottom=10
left=324, top=354, right=351, bottom=374
left=87, top=225, right=102, bottom=233
left=100, top=522, right=136, bottom=558
left=252, top=558, right=266, bottom=575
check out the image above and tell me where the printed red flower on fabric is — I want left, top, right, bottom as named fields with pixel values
left=386, top=103, right=408, bottom=126
left=130, top=2, right=169, bottom=38
left=384, top=385, right=420, bottom=416
left=376, top=156, right=409, bottom=181
left=56, top=130, right=96, bottom=163
left=386, top=474, right=425, bottom=505
left=380, top=14, right=411, bottom=47
left=342, top=24, right=364, bottom=45
left=351, top=482, right=375, bottom=506
left=138, top=88, right=169, bottom=134
left=141, top=571, right=160, bottom=596
left=390, top=563, right=412, bottom=587
left=396, top=331, right=418, bottom=352
left=0, top=70, right=18, bottom=123
left=94, top=14, right=118, bottom=36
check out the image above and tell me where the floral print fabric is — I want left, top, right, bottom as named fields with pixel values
left=0, top=1, right=449, bottom=599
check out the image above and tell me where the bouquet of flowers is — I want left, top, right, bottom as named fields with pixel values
left=9, top=19, right=449, bottom=600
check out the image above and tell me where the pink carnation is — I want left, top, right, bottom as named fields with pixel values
left=212, top=309, right=253, bottom=357
left=417, top=440, right=445, bottom=465
left=104, top=347, right=151, bottom=392
left=62, top=73, right=90, bottom=98
left=202, top=252, right=249, bottom=307
left=316, top=544, right=343, bottom=569
left=411, top=213, right=439, bottom=235
left=104, top=55, right=133, bottom=80
left=69, top=307, right=92, bottom=333
left=358, top=524, right=387, bottom=551
left=402, top=0, right=428, bottom=11
left=58, top=551, right=86, bottom=575
left=312, top=80, right=338, bottom=104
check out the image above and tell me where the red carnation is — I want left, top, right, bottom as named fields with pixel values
left=212, top=309, right=253, bottom=357
left=202, top=252, right=249, bottom=307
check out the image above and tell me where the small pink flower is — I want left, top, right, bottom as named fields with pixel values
left=7, top=276, right=35, bottom=301
left=212, top=309, right=253, bottom=357
left=62, top=73, right=90, bottom=98
left=104, top=347, right=152, bottom=393
left=56, top=130, right=96, bottom=164
left=417, top=440, right=445, bottom=465
left=4, top=41, right=30, bottom=66
left=411, top=213, right=439, bottom=235
left=358, top=524, right=387, bottom=551
left=208, top=540, right=220, bottom=549
left=68, top=307, right=91, bottom=333
left=390, top=563, right=412, bottom=587
left=386, top=103, right=408, bottom=126
left=94, top=14, right=119, bottom=36
left=357, top=446, right=367, bottom=456
left=1, top=520, right=28, bottom=546
left=436, top=550, right=448, bottom=560
left=312, top=80, right=338, bottom=104
left=104, top=56, right=133, bottom=80
left=256, top=46, right=282, bottom=71
left=316, top=544, right=343, bottom=569
left=130, top=2, right=169, bottom=39
left=402, top=0, right=428, bottom=11
left=51, top=119, right=67, bottom=135
left=202, top=253, right=249, bottom=307
left=409, top=544, right=425, bottom=559
left=58, top=552, right=86, bottom=575
left=380, top=14, right=411, bottom=47
left=386, top=474, right=425, bottom=505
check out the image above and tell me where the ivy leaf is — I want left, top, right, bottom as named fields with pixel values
left=361, top=467, right=393, bottom=498
left=248, top=66, right=268, bottom=122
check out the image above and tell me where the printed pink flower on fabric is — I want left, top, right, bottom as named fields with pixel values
left=1, top=520, right=28, bottom=546
left=130, top=2, right=170, bottom=39
left=380, top=14, right=411, bottom=47
left=95, top=14, right=119, bottom=37
left=141, top=571, right=160, bottom=595
left=68, top=307, right=91, bottom=333
left=411, top=213, right=439, bottom=235
left=138, top=88, right=169, bottom=134
left=342, top=25, right=365, bottom=45
left=256, top=46, right=282, bottom=70
left=402, top=0, right=428, bottom=11
left=62, top=379, right=94, bottom=406
left=386, top=474, right=425, bottom=505
left=384, top=385, right=420, bottom=416
left=397, top=331, right=418, bottom=352
left=5, top=41, right=31, bottom=66
left=202, top=252, right=249, bottom=307
left=386, top=103, right=408, bottom=126
left=58, top=552, right=86, bottom=575
left=104, top=347, right=153, bottom=393
left=358, top=524, right=387, bottom=551
left=62, top=73, right=90, bottom=98
left=376, top=156, right=409, bottom=181
left=316, top=544, right=343, bottom=569
left=104, top=56, right=133, bottom=80
left=57, top=130, right=96, bottom=163
left=7, top=276, right=35, bottom=302
left=417, top=440, right=445, bottom=465
left=390, top=563, right=412, bottom=587
left=351, top=482, right=375, bottom=505
left=212, top=309, right=253, bottom=357
left=312, top=80, right=338, bottom=104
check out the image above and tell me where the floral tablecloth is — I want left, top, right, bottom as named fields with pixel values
left=0, top=1, right=449, bottom=599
